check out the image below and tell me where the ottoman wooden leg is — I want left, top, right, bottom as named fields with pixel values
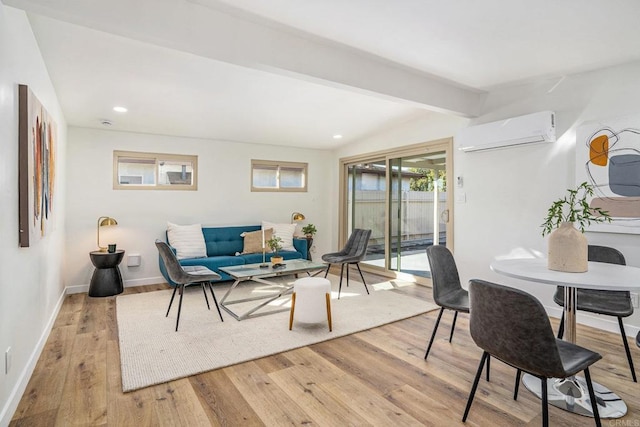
left=289, top=292, right=296, bottom=330
left=326, top=292, right=332, bottom=332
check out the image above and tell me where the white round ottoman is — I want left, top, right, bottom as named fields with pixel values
left=289, top=277, right=332, bottom=331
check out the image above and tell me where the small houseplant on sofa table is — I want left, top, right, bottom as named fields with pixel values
left=266, top=236, right=284, bottom=265
left=541, top=181, right=611, bottom=272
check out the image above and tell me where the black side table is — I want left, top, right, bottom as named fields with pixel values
left=305, top=238, right=313, bottom=261
left=89, top=250, right=125, bottom=297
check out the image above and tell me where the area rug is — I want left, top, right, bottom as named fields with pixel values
left=116, top=275, right=436, bottom=392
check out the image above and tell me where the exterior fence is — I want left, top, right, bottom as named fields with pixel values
left=347, top=190, right=448, bottom=248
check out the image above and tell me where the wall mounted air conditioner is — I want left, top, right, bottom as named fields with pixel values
left=457, top=111, right=556, bottom=152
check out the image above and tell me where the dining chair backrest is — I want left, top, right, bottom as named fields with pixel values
left=589, top=245, right=625, bottom=266
left=343, top=228, right=371, bottom=260
left=426, top=245, right=464, bottom=307
left=155, top=240, right=192, bottom=285
left=469, top=279, right=567, bottom=378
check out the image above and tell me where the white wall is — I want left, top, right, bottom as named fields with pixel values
left=456, top=61, right=640, bottom=336
left=335, top=61, right=640, bottom=337
left=64, top=127, right=334, bottom=290
left=0, top=4, right=67, bottom=426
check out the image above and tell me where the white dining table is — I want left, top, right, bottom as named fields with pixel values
left=490, top=257, right=640, bottom=419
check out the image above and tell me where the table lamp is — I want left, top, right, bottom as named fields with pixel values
left=291, top=212, right=305, bottom=223
left=97, top=216, right=118, bottom=252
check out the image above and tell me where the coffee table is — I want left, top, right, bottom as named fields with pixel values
left=219, top=259, right=326, bottom=320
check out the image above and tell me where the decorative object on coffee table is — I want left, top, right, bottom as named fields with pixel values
left=96, top=216, right=118, bottom=252
left=267, top=235, right=284, bottom=264
left=541, top=182, right=611, bottom=272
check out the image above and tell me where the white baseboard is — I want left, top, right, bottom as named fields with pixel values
left=0, top=288, right=66, bottom=427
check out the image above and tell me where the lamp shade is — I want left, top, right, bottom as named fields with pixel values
left=97, top=216, right=118, bottom=251
left=291, top=212, right=305, bottom=223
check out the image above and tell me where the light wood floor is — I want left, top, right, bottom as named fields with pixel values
left=10, top=271, right=640, bottom=426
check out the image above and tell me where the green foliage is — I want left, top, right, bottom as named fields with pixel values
left=409, top=169, right=447, bottom=192
left=540, top=182, right=611, bottom=236
left=266, top=236, right=283, bottom=254
left=301, top=223, right=317, bottom=237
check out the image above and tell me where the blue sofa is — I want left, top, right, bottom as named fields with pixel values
left=159, top=225, right=308, bottom=284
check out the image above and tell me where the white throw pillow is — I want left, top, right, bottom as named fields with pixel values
left=166, top=222, right=207, bottom=260
left=262, top=221, right=296, bottom=251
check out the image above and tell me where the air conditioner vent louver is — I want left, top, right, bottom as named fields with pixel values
left=457, top=111, right=556, bottom=152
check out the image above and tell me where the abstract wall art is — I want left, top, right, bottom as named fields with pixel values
left=18, top=84, right=57, bottom=247
left=576, top=114, right=640, bottom=234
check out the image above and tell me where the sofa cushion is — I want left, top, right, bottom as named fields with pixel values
left=241, top=228, right=273, bottom=254
left=262, top=221, right=296, bottom=251
left=167, top=222, right=206, bottom=260
left=242, top=250, right=303, bottom=265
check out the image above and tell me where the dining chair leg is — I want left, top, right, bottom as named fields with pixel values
left=513, top=369, right=522, bottom=400
left=584, top=368, right=602, bottom=427
left=449, top=311, right=458, bottom=343
left=175, top=285, right=185, bottom=332
left=166, top=286, right=178, bottom=317
left=355, top=263, right=369, bottom=295
left=485, top=354, right=490, bottom=381
left=462, top=351, right=488, bottom=422
left=541, top=377, right=549, bottom=427
left=557, top=311, right=565, bottom=339
left=425, top=308, right=444, bottom=360
left=207, top=282, right=223, bottom=322
left=617, top=317, right=637, bottom=382
left=202, top=283, right=211, bottom=310
left=338, top=264, right=345, bottom=299
left=346, top=263, right=350, bottom=287
left=324, top=264, right=331, bottom=278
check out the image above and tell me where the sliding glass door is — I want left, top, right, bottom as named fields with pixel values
left=341, top=139, right=452, bottom=281
left=388, top=152, right=447, bottom=277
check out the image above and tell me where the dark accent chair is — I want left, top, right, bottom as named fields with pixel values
left=424, top=246, right=470, bottom=359
left=463, top=279, right=602, bottom=427
left=322, top=228, right=372, bottom=299
left=155, top=240, right=224, bottom=331
left=554, top=245, right=636, bottom=382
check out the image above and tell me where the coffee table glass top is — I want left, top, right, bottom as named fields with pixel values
left=220, top=259, right=325, bottom=279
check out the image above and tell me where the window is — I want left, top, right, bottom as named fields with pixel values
left=113, top=151, right=198, bottom=190
left=251, top=160, right=307, bottom=192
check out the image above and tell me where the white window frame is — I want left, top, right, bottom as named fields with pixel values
left=251, top=159, right=308, bottom=192
left=113, top=150, right=198, bottom=191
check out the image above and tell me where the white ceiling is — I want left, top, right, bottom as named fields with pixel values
left=7, top=0, right=640, bottom=149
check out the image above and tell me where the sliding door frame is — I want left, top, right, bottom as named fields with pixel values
left=338, top=137, right=454, bottom=284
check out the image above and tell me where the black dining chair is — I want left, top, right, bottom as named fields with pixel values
left=424, top=246, right=469, bottom=358
left=156, top=240, right=224, bottom=331
left=464, top=279, right=602, bottom=427
left=554, top=245, right=636, bottom=382
left=322, top=228, right=371, bottom=299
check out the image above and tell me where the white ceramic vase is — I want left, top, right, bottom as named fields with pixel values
left=547, top=222, right=588, bottom=272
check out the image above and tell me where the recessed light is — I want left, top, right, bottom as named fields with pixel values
left=333, top=134, right=343, bottom=139
left=113, top=106, right=128, bottom=113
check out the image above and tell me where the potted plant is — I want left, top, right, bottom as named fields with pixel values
left=301, top=223, right=317, bottom=239
left=541, top=181, right=611, bottom=272
left=266, top=235, right=284, bottom=265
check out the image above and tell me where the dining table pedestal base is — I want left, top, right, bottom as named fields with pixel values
left=522, top=373, right=627, bottom=419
